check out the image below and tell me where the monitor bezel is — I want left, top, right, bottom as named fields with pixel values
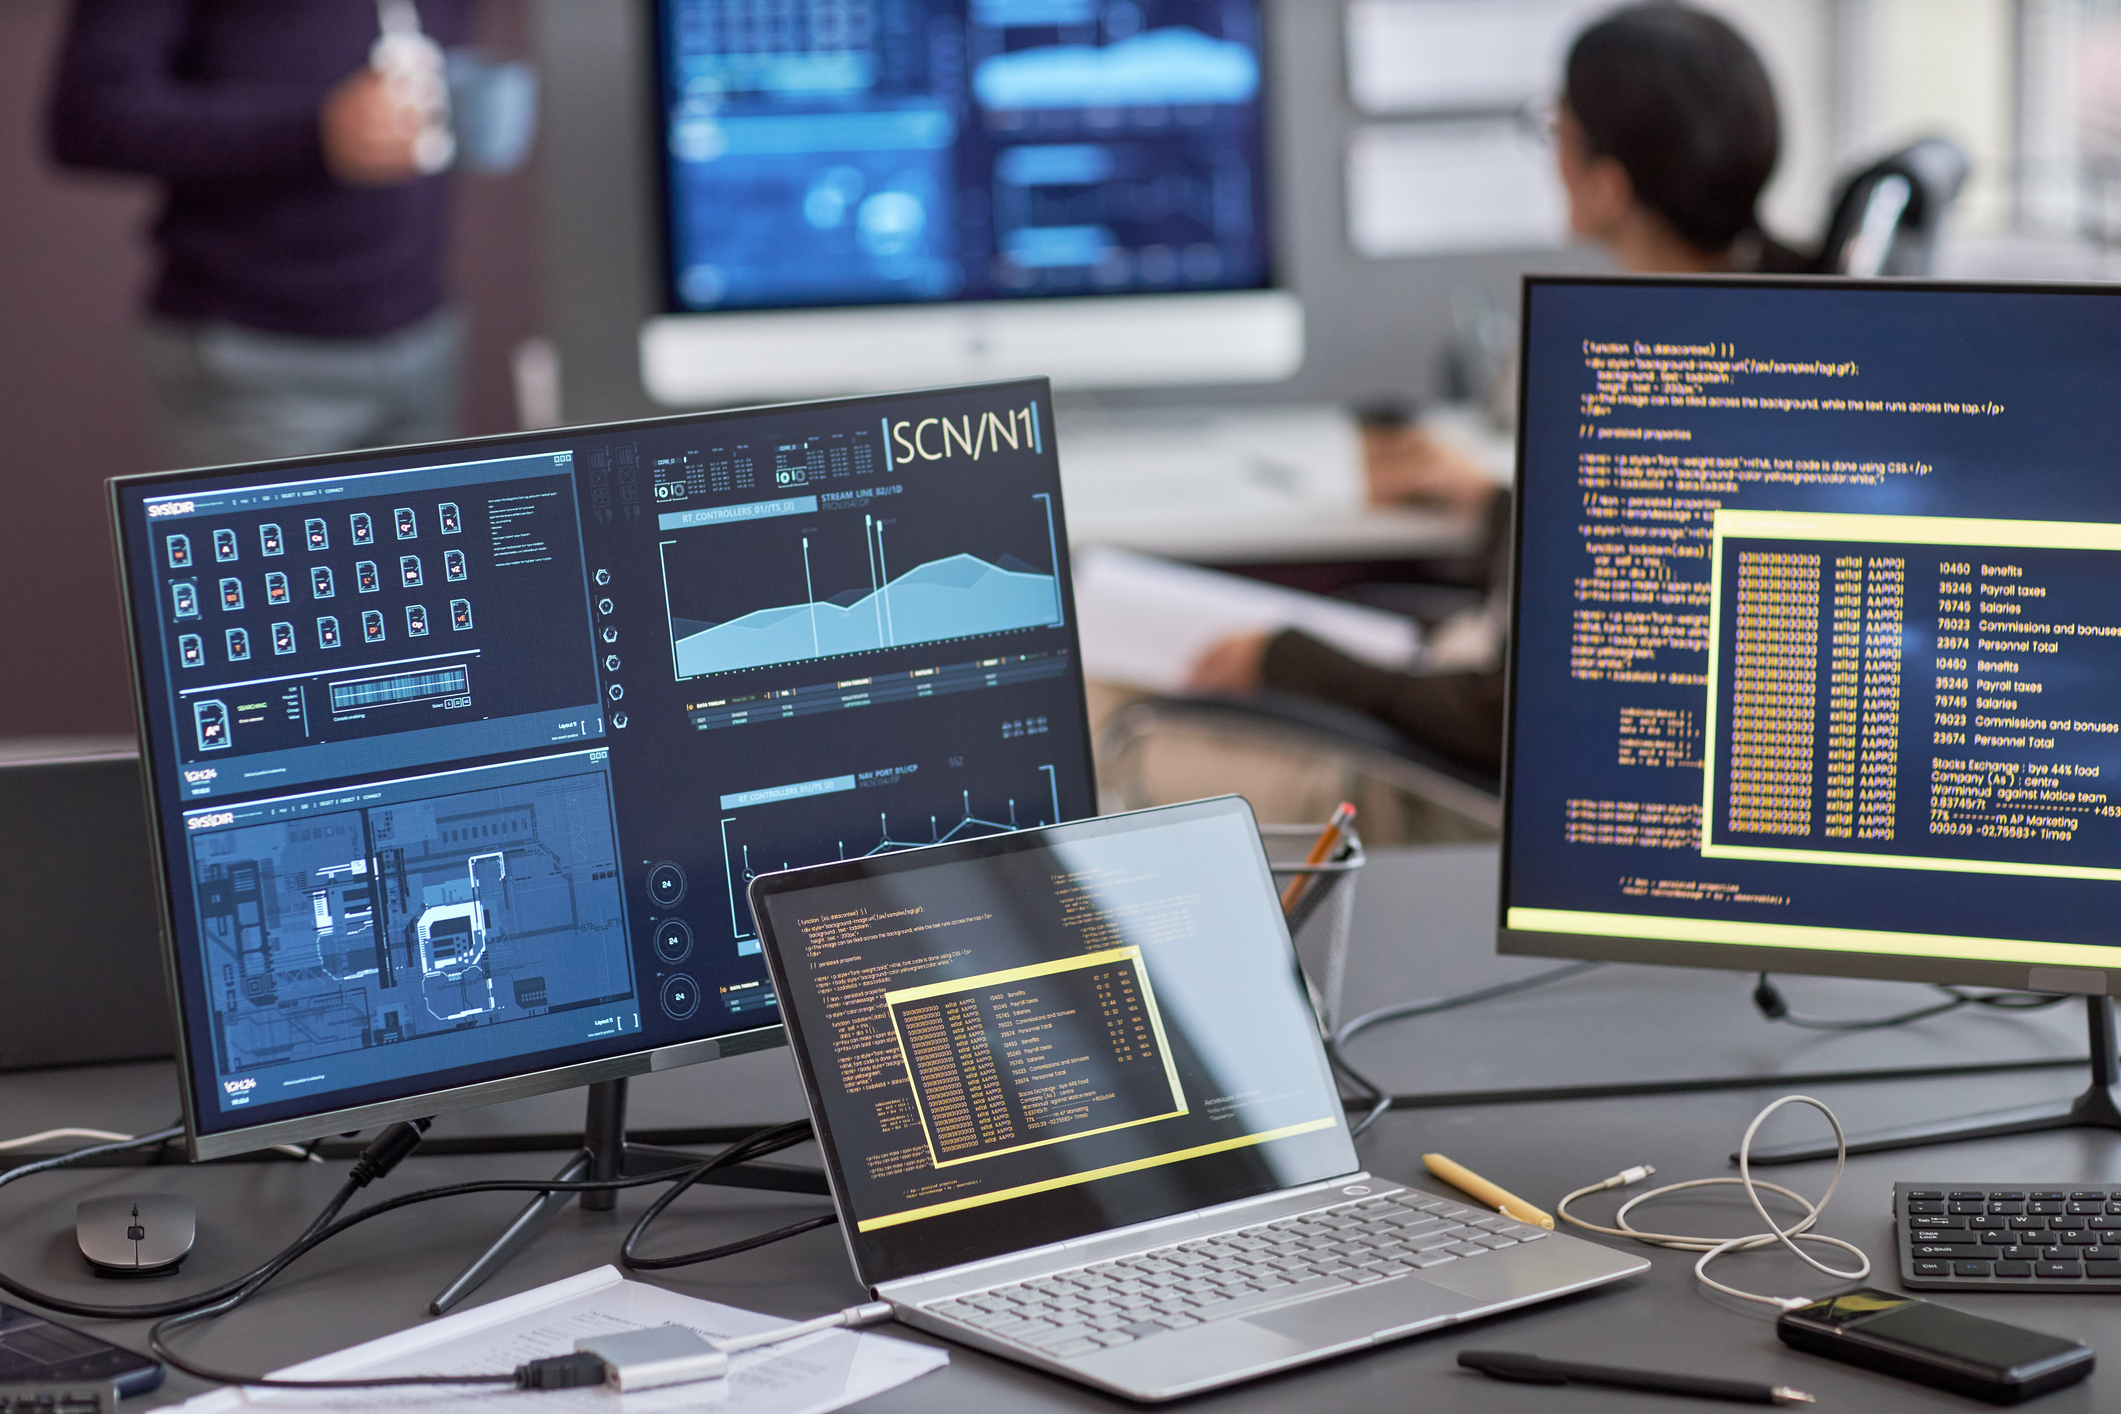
left=106, top=378, right=1100, bottom=1161
left=643, top=0, right=1289, bottom=319
left=1496, top=273, right=2121, bottom=998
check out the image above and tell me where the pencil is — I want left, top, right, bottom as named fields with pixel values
left=1280, top=802, right=1355, bottom=915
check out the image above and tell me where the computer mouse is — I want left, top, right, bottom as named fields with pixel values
left=76, top=1193, right=195, bottom=1276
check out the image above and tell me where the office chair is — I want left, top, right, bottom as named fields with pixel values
left=1098, top=688, right=1502, bottom=842
left=1815, top=136, right=1969, bottom=277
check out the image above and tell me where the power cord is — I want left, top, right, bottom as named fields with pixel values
left=2, top=1117, right=843, bottom=1390
left=1326, top=962, right=1605, bottom=1138
left=1555, top=1094, right=1868, bottom=1310
left=621, top=1119, right=838, bottom=1270
left=1752, top=974, right=2069, bottom=1031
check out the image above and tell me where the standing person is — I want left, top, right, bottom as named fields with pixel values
left=47, top=0, right=477, bottom=468
left=1187, top=2, right=1798, bottom=777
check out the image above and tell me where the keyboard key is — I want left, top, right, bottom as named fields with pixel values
left=2009, top=1216, right=2047, bottom=1230
left=2062, top=1231, right=2100, bottom=1246
left=1980, top=1232, right=2017, bottom=1245
left=1987, top=1202, right=2025, bottom=1215
left=1949, top=1190, right=1987, bottom=1200
left=1913, top=1260, right=1949, bottom=1276
left=2032, top=1191, right=2067, bottom=1200
left=1905, top=1200, right=1946, bottom=1216
left=2036, top=1261, right=2081, bottom=1278
left=1025, top=1324, right=1098, bottom=1349
left=2002, top=1247, right=2045, bottom=1262
left=1410, top=1252, right=1458, bottom=1268
left=1907, top=1190, right=1946, bottom=1200
left=1046, top=1339, right=1099, bottom=1358
left=2068, top=1201, right=2104, bottom=1215
left=1948, top=1201, right=1986, bottom=1215
left=1991, top=1192, right=2026, bottom=1201
left=2071, top=1192, right=2108, bottom=1201
left=1967, top=1215, right=2007, bottom=1229
left=1912, top=1244, right=1986, bottom=1259
left=1954, top=1261, right=1991, bottom=1277
left=1995, top=1262, right=2034, bottom=1278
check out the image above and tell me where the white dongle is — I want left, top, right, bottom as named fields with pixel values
left=574, top=1325, right=731, bottom=1390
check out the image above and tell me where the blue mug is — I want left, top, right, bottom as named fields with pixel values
left=446, top=48, right=537, bottom=174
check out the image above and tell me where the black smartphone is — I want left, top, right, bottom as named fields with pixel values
left=0, top=1305, right=163, bottom=1398
left=1777, top=1288, right=2092, bottom=1404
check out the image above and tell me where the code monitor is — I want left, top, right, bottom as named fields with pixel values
left=1501, top=278, right=2121, bottom=1156
left=109, top=379, right=1094, bottom=1160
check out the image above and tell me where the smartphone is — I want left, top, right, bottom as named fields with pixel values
left=1777, top=1288, right=2092, bottom=1404
left=0, top=1305, right=162, bottom=1398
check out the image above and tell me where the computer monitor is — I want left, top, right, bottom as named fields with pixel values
left=1501, top=275, right=2121, bottom=997
left=109, top=379, right=1096, bottom=1161
left=638, top=0, right=1301, bottom=406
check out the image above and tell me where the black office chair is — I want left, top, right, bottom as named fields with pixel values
left=1814, top=136, right=1970, bottom=277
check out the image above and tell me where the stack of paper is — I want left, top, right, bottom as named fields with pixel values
left=1071, top=547, right=1420, bottom=692
left=175, top=1266, right=946, bottom=1414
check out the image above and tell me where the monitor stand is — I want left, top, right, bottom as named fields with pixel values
left=1745, top=995, right=2121, bottom=1166
left=430, top=1077, right=829, bottom=1314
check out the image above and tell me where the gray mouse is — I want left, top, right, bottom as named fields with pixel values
left=77, top=1194, right=195, bottom=1276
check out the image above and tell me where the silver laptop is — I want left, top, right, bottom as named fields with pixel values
left=749, top=796, right=1646, bottom=1401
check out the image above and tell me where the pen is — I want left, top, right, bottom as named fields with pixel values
left=1459, top=1351, right=1814, bottom=1405
left=1422, top=1152, right=1554, bottom=1229
left=1280, top=801, right=1355, bottom=914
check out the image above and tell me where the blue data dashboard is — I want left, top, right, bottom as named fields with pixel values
left=653, top=0, right=1272, bottom=311
left=112, top=381, right=1095, bottom=1142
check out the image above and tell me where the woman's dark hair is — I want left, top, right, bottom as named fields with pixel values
left=1565, top=3, right=1780, bottom=253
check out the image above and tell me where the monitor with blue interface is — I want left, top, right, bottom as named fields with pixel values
left=654, top=0, right=1269, bottom=310
left=1502, top=277, right=2121, bottom=998
left=641, top=0, right=1296, bottom=404
left=110, top=379, right=1095, bottom=1160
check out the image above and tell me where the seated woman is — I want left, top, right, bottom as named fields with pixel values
left=1188, top=1, right=1796, bottom=778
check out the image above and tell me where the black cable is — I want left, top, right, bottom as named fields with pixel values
left=1752, top=973, right=2071, bottom=1031
left=1325, top=1039, right=1391, bottom=1140
left=622, top=1120, right=837, bottom=1271
left=1333, top=961, right=1604, bottom=1048
left=3, top=1118, right=830, bottom=1390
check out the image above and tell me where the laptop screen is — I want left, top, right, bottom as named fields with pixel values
left=752, top=797, right=1358, bottom=1285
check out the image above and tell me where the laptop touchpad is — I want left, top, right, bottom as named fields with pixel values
left=1241, top=1277, right=1464, bottom=1344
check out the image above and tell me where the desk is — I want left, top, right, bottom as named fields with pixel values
left=3, top=845, right=2114, bottom=1412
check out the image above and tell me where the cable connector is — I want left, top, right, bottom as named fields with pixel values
left=1753, top=975, right=1789, bottom=1019
left=515, top=1353, right=606, bottom=1389
left=348, top=1118, right=432, bottom=1188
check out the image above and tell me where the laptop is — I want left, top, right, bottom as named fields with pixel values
left=750, top=796, right=1646, bottom=1400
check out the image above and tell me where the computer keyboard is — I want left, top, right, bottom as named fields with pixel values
left=1896, top=1181, right=2121, bottom=1291
left=923, top=1190, right=1548, bottom=1358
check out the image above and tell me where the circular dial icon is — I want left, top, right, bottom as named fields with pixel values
left=660, top=974, right=700, bottom=1020
left=646, top=861, right=686, bottom=907
left=652, top=918, right=693, bottom=964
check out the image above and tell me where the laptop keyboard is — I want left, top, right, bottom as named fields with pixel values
left=922, top=1190, right=1549, bottom=1359
left=1897, top=1182, right=2121, bottom=1290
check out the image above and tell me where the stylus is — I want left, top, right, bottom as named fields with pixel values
left=1458, top=1351, right=1814, bottom=1405
left=1422, top=1153, right=1553, bottom=1228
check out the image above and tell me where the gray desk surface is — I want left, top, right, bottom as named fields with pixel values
left=4, top=845, right=2117, bottom=1412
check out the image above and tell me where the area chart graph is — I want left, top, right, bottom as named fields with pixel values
left=661, top=494, right=1064, bottom=680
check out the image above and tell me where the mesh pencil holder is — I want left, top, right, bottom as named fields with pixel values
left=1261, top=823, right=1366, bottom=1036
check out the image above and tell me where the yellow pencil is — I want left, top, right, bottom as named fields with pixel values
left=1422, top=1152, right=1554, bottom=1229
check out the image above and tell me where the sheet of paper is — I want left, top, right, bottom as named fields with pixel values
left=174, top=1267, right=947, bottom=1414
left=1072, top=547, right=1420, bottom=691
left=1346, top=119, right=1565, bottom=259
left=1344, top=0, right=1606, bottom=114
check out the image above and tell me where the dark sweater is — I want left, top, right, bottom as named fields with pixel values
left=47, top=0, right=474, bottom=339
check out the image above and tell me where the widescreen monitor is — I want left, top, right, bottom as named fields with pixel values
left=109, top=379, right=1096, bottom=1160
left=1502, top=277, right=2121, bottom=997
left=639, top=0, right=1300, bottom=404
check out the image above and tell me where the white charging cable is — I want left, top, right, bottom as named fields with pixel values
left=1555, top=1094, right=1870, bottom=1309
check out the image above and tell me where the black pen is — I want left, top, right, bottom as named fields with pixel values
left=1459, top=1351, right=1815, bottom=1405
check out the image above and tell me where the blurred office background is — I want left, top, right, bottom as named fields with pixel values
left=5, top=0, right=2121, bottom=741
